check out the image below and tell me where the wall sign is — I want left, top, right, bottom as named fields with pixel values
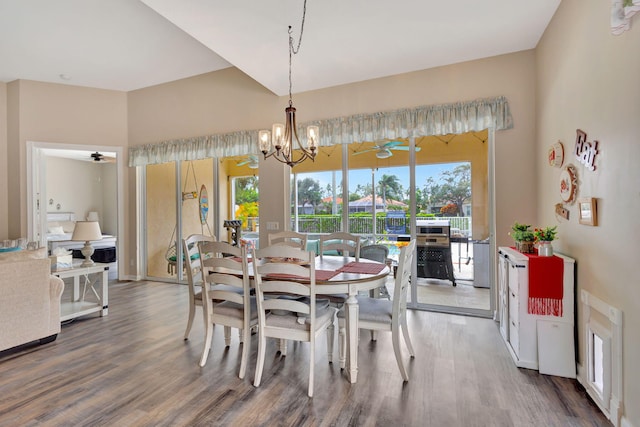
left=574, top=129, right=598, bottom=171
left=555, top=203, right=569, bottom=220
left=548, top=141, right=564, bottom=167
left=559, top=164, right=578, bottom=204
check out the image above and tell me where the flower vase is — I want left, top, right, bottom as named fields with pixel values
left=538, top=241, right=554, bottom=257
left=515, top=241, right=535, bottom=254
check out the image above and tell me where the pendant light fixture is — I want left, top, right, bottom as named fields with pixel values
left=259, top=0, right=318, bottom=167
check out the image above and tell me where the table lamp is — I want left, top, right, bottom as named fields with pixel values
left=86, top=211, right=99, bottom=222
left=71, top=221, right=102, bottom=267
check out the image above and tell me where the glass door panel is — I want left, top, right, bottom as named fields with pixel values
left=222, top=155, right=259, bottom=247
left=412, top=131, right=491, bottom=315
left=145, top=162, right=176, bottom=279
left=290, top=145, right=344, bottom=241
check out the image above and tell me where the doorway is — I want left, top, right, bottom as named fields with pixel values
left=27, top=141, right=124, bottom=281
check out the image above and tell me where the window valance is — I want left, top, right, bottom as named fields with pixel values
left=129, top=95, right=512, bottom=167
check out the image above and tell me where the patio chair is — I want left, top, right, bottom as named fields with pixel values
left=385, top=211, right=407, bottom=235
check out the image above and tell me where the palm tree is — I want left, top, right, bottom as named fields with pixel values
left=377, top=174, right=403, bottom=212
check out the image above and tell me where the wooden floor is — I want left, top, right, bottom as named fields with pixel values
left=0, top=280, right=610, bottom=426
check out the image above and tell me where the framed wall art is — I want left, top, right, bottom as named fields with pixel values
left=578, top=197, right=597, bottom=226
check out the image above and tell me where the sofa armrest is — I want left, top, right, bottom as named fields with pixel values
left=49, top=276, right=64, bottom=331
left=50, top=275, right=64, bottom=300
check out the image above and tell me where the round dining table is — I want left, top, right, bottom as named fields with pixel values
left=249, top=254, right=390, bottom=384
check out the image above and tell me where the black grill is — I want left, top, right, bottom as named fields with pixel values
left=415, top=220, right=456, bottom=286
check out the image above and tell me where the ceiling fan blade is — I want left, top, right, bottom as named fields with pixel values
left=353, top=148, right=378, bottom=155
left=388, top=145, right=421, bottom=152
left=383, top=140, right=404, bottom=148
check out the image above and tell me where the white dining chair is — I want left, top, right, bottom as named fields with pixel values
left=252, top=244, right=337, bottom=397
left=267, top=230, right=308, bottom=250
left=338, top=239, right=416, bottom=381
left=198, top=241, right=256, bottom=379
left=182, top=234, right=216, bottom=340
left=319, top=231, right=361, bottom=260
left=360, top=244, right=390, bottom=299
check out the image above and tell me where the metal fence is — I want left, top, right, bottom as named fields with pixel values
left=242, top=215, right=471, bottom=236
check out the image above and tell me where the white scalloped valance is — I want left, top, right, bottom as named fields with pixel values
left=129, top=96, right=513, bottom=167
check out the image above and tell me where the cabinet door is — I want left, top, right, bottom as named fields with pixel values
left=498, top=255, right=509, bottom=340
left=507, top=261, right=521, bottom=357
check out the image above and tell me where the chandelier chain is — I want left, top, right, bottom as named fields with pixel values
left=288, top=0, right=308, bottom=101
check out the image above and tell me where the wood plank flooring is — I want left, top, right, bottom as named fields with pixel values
left=0, top=280, right=610, bottom=426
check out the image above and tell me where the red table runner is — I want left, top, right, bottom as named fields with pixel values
left=525, top=252, right=564, bottom=316
left=265, top=269, right=339, bottom=282
left=337, top=262, right=386, bottom=275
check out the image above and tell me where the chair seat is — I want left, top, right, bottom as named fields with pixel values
left=212, top=297, right=258, bottom=321
left=266, top=306, right=336, bottom=332
left=337, top=296, right=392, bottom=323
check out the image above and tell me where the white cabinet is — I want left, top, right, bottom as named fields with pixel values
left=497, top=247, right=575, bottom=377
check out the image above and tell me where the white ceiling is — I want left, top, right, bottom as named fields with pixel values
left=0, top=0, right=560, bottom=96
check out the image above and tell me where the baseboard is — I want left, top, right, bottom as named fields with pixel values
left=621, top=416, right=635, bottom=427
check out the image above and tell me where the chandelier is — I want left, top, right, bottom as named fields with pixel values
left=259, top=0, right=318, bottom=167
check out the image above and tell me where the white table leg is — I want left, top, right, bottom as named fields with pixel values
left=101, top=268, right=108, bottom=316
left=345, top=291, right=359, bottom=383
left=73, top=276, right=80, bottom=302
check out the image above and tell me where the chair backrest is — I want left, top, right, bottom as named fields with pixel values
left=319, top=232, right=361, bottom=260
left=253, top=245, right=317, bottom=334
left=198, top=240, right=250, bottom=310
left=360, top=244, right=389, bottom=264
left=182, top=234, right=216, bottom=292
left=393, top=239, right=416, bottom=317
left=267, top=231, right=308, bottom=250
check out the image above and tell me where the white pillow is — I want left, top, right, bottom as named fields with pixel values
left=60, top=221, right=76, bottom=233
left=48, top=225, right=65, bottom=235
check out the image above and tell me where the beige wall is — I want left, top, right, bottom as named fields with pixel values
left=0, top=82, right=7, bottom=239
left=45, top=157, right=117, bottom=235
left=537, top=1, right=639, bottom=424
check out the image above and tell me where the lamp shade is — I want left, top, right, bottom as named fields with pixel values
left=86, top=211, right=99, bottom=222
left=71, top=221, right=102, bottom=241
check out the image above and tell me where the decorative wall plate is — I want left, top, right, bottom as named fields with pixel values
left=548, top=141, right=564, bottom=167
left=559, top=164, right=578, bottom=204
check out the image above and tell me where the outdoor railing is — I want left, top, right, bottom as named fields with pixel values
left=242, top=215, right=471, bottom=236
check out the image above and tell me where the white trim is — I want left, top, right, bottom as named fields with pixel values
left=579, top=290, right=624, bottom=426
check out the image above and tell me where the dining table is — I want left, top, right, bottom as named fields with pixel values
left=248, top=254, right=390, bottom=384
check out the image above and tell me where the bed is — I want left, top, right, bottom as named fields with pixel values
left=46, top=212, right=117, bottom=254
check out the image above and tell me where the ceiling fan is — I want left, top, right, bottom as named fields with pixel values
left=236, top=154, right=259, bottom=169
left=90, top=151, right=116, bottom=163
left=353, top=140, right=421, bottom=159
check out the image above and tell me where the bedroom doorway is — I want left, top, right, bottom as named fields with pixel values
left=27, top=141, right=125, bottom=281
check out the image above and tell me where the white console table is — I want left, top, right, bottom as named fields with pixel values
left=497, top=247, right=575, bottom=378
left=53, top=262, right=109, bottom=321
